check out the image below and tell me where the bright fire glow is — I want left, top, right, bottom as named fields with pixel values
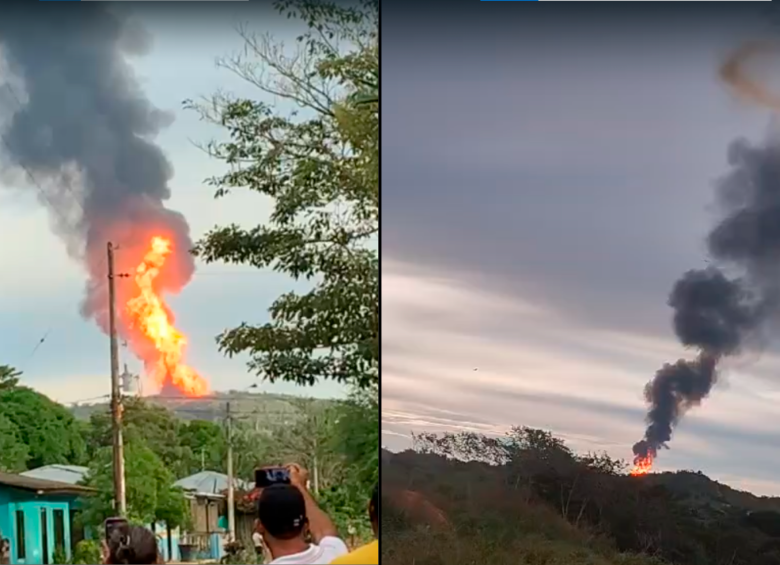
left=125, top=236, right=209, bottom=397
left=630, top=456, right=653, bottom=476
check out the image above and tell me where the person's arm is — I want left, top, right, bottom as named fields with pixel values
left=287, top=464, right=340, bottom=544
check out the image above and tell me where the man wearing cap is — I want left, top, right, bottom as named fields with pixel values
left=256, top=464, right=348, bottom=564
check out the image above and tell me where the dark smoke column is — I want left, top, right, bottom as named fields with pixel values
left=0, top=5, right=195, bottom=340
left=633, top=133, right=780, bottom=466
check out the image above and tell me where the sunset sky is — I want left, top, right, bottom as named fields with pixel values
left=0, top=4, right=348, bottom=404
left=383, top=4, right=780, bottom=495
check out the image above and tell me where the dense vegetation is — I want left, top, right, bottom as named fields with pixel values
left=382, top=428, right=780, bottom=565
left=1, top=0, right=378, bottom=560
left=189, top=0, right=378, bottom=391
left=0, top=363, right=378, bottom=541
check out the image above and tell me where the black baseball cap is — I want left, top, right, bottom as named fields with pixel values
left=257, top=484, right=307, bottom=539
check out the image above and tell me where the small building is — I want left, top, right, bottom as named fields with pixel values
left=0, top=471, right=93, bottom=565
left=173, top=472, right=251, bottom=561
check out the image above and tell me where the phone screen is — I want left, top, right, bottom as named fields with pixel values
left=255, top=467, right=291, bottom=488
left=104, top=517, right=128, bottom=540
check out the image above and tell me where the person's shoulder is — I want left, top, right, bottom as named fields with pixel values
left=318, top=536, right=349, bottom=557
left=329, top=540, right=379, bottom=565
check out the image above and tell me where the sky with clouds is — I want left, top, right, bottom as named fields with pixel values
left=0, top=3, right=348, bottom=405
left=382, top=3, right=780, bottom=495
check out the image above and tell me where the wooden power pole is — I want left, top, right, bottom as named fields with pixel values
left=226, top=401, right=236, bottom=542
left=107, top=242, right=127, bottom=516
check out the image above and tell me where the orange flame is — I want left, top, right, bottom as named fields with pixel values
left=125, top=236, right=209, bottom=397
left=630, top=456, right=653, bottom=476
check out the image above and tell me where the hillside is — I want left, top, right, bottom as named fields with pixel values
left=382, top=429, right=780, bottom=565
left=70, top=391, right=337, bottom=427
left=382, top=449, right=664, bottom=565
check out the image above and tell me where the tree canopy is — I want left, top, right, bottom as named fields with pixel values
left=0, top=385, right=85, bottom=469
left=0, top=412, right=28, bottom=473
left=0, top=364, right=21, bottom=390
left=189, top=0, right=379, bottom=391
left=86, top=397, right=194, bottom=477
left=80, top=440, right=189, bottom=530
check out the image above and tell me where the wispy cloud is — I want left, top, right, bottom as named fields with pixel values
left=382, top=263, right=780, bottom=494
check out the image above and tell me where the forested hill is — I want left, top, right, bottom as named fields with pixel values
left=382, top=430, right=780, bottom=565
left=70, top=391, right=337, bottom=426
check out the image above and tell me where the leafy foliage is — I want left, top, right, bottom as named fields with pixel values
left=0, top=365, right=21, bottom=390
left=85, top=398, right=195, bottom=477
left=393, top=428, right=780, bottom=565
left=0, top=364, right=377, bottom=540
left=188, top=0, right=378, bottom=390
left=178, top=419, right=227, bottom=475
left=80, top=440, right=189, bottom=530
left=0, top=386, right=85, bottom=468
left=71, top=540, right=101, bottom=565
left=333, top=386, right=378, bottom=487
left=0, top=411, right=28, bottom=472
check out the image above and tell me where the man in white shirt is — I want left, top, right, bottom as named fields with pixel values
left=256, top=464, right=348, bottom=565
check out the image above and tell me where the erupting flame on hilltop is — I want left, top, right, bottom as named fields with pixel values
left=630, top=456, right=653, bottom=477
left=125, top=236, right=209, bottom=397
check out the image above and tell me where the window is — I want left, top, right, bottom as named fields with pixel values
left=15, top=510, right=25, bottom=560
left=40, top=508, right=49, bottom=565
left=53, top=509, right=65, bottom=557
left=69, top=510, right=84, bottom=554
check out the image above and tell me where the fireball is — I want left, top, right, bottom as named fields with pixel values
left=125, top=235, right=209, bottom=397
left=630, top=456, right=653, bottom=476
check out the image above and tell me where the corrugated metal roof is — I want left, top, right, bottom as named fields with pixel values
left=174, top=471, right=250, bottom=496
left=0, top=471, right=94, bottom=494
left=21, top=465, right=88, bottom=485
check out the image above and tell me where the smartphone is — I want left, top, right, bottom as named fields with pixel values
left=255, top=467, right=291, bottom=488
left=104, top=517, right=128, bottom=540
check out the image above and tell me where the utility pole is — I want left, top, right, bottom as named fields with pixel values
left=107, top=242, right=127, bottom=516
left=226, top=401, right=236, bottom=542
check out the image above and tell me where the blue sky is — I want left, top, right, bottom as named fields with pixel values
left=0, top=4, right=348, bottom=404
left=383, top=3, right=780, bottom=495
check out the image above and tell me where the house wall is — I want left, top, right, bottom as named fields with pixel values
left=0, top=489, right=11, bottom=557
left=0, top=486, right=79, bottom=565
left=188, top=497, right=220, bottom=533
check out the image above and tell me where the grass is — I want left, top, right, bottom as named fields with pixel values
left=381, top=456, right=666, bottom=565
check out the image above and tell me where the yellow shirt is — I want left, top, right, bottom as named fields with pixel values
left=329, top=540, right=379, bottom=564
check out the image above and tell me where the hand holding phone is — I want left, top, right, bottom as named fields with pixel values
left=104, top=517, right=128, bottom=540
left=255, top=466, right=291, bottom=488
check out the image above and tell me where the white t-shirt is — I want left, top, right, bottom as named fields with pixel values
left=268, top=537, right=349, bottom=565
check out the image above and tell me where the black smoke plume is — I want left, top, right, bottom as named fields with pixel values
left=0, top=5, right=195, bottom=335
left=633, top=132, right=780, bottom=463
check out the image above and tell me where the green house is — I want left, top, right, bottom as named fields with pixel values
left=0, top=471, right=92, bottom=564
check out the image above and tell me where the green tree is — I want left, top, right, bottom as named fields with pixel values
left=0, top=412, right=28, bottom=472
left=0, top=387, right=85, bottom=469
left=270, top=402, right=345, bottom=493
left=86, top=398, right=193, bottom=477
left=332, top=386, right=378, bottom=487
left=80, top=440, right=189, bottom=529
left=0, top=365, right=21, bottom=390
left=178, top=419, right=227, bottom=475
left=189, top=0, right=379, bottom=390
